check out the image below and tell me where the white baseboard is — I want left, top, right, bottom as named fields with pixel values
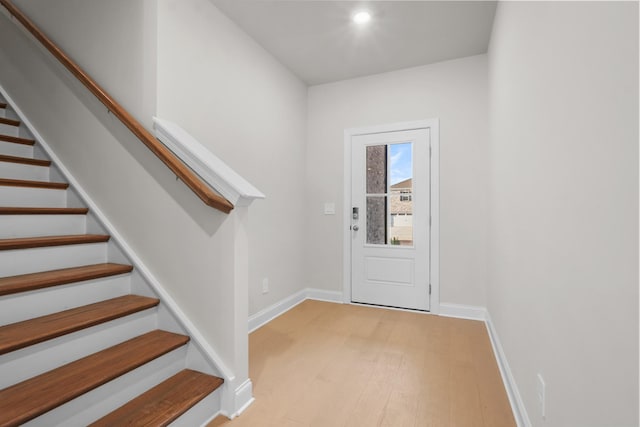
left=306, top=288, right=344, bottom=303
left=248, top=289, right=307, bottom=333
left=233, top=379, right=255, bottom=416
left=248, top=288, right=343, bottom=333
left=199, top=410, right=222, bottom=427
left=439, top=302, right=487, bottom=321
left=217, top=378, right=254, bottom=422
left=485, top=310, right=531, bottom=427
left=440, top=302, right=530, bottom=426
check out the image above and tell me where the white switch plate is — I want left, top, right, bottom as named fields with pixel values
left=324, top=202, right=335, bottom=215
left=262, top=278, right=269, bottom=294
left=537, top=373, right=546, bottom=419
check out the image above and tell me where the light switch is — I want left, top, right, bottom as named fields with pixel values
left=324, top=202, right=335, bottom=215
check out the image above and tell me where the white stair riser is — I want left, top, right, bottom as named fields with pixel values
left=0, top=107, right=18, bottom=122
left=0, top=123, right=18, bottom=136
left=0, top=214, right=86, bottom=238
left=24, top=346, right=188, bottom=427
left=0, top=242, right=108, bottom=276
left=0, top=274, right=132, bottom=325
left=0, top=309, right=157, bottom=388
left=0, top=186, right=66, bottom=207
left=0, top=108, right=5, bottom=118
left=0, top=161, right=49, bottom=181
left=0, top=141, right=33, bottom=157
left=170, top=386, right=222, bottom=427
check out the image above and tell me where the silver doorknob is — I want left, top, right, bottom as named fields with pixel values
left=352, top=225, right=359, bottom=231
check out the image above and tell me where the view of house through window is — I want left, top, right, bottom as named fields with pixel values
left=365, top=142, right=413, bottom=246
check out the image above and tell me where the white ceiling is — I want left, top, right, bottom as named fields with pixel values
left=211, top=1, right=497, bottom=85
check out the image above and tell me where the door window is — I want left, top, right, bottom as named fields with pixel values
left=365, top=142, right=413, bottom=246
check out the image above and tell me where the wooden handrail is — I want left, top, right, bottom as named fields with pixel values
left=0, top=0, right=233, bottom=214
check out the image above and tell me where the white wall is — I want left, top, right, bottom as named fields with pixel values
left=156, top=0, right=309, bottom=316
left=306, top=54, right=489, bottom=306
left=488, top=2, right=638, bottom=426
left=15, top=0, right=157, bottom=128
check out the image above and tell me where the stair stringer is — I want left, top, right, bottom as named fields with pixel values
left=0, top=85, right=241, bottom=423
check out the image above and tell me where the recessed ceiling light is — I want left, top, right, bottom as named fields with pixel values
left=353, top=10, right=371, bottom=25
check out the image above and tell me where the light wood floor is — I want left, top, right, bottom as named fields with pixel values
left=209, top=300, right=515, bottom=427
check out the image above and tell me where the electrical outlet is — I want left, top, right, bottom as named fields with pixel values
left=262, top=278, right=269, bottom=294
left=537, top=373, right=546, bottom=419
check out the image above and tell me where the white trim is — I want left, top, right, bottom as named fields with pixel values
left=439, top=302, right=530, bottom=426
left=248, top=289, right=307, bottom=333
left=342, top=119, right=440, bottom=314
left=153, top=117, right=265, bottom=207
left=485, top=310, right=531, bottom=427
left=0, top=85, right=236, bottom=393
left=200, top=411, right=222, bottom=427
left=214, top=378, right=254, bottom=422
left=439, top=302, right=487, bottom=321
left=306, top=288, right=344, bottom=303
left=342, top=130, right=352, bottom=305
left=232, top=379, right=255, bottom=417
left=248, top=288, right=343, bottom=333
left=217, top=378, right=255, bottom=421
left=429, top=121, right=440, bottom=314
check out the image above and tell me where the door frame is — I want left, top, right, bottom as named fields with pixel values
left=342, top=119, right=440, bottom=314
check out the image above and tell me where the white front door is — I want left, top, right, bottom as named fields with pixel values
left=350, top=128, right=430, bottom=311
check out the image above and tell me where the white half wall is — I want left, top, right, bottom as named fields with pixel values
left=306, top=54, right=489, bottom=307
left=488, top=2, right=638, bottom=426
left=156, top=0, right=309, bottom=317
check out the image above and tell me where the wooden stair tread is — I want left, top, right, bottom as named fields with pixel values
left=0, top=234, right=109, bottom=250
left=0, top=154, right=50, bottom=167
left=0, top=134, right=35, bottom=145
left=90, top=369, right=223, bottom=427
left=0, top=263, right=133, bottom=296
left=0, top=102, right=6, bottom=109
left=0, top=117, right=19, bottom=127
left=0, top=330, right=189, bottom=427
left=0, top=207, right=88, bottom=215
left=0, top=295, right=159, bottom=355
left=0, top=177, right=68, bottom=189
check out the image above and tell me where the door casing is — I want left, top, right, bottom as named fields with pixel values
left=343, top=119, right=440, bottom=314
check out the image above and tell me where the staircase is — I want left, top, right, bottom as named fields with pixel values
left=0, top=98, right=224, bottom=425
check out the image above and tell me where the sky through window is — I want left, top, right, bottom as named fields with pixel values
left=389, top=142, right=412, bottom=185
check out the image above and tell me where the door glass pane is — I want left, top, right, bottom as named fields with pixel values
left=366, top=145, right=387, bottom=194
left=366, top=196, right=386, bottom=244
left=389, top=143, right=413, bottom=246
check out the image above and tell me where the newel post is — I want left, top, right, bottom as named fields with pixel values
left=221, top=205, right=254, bottom=416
